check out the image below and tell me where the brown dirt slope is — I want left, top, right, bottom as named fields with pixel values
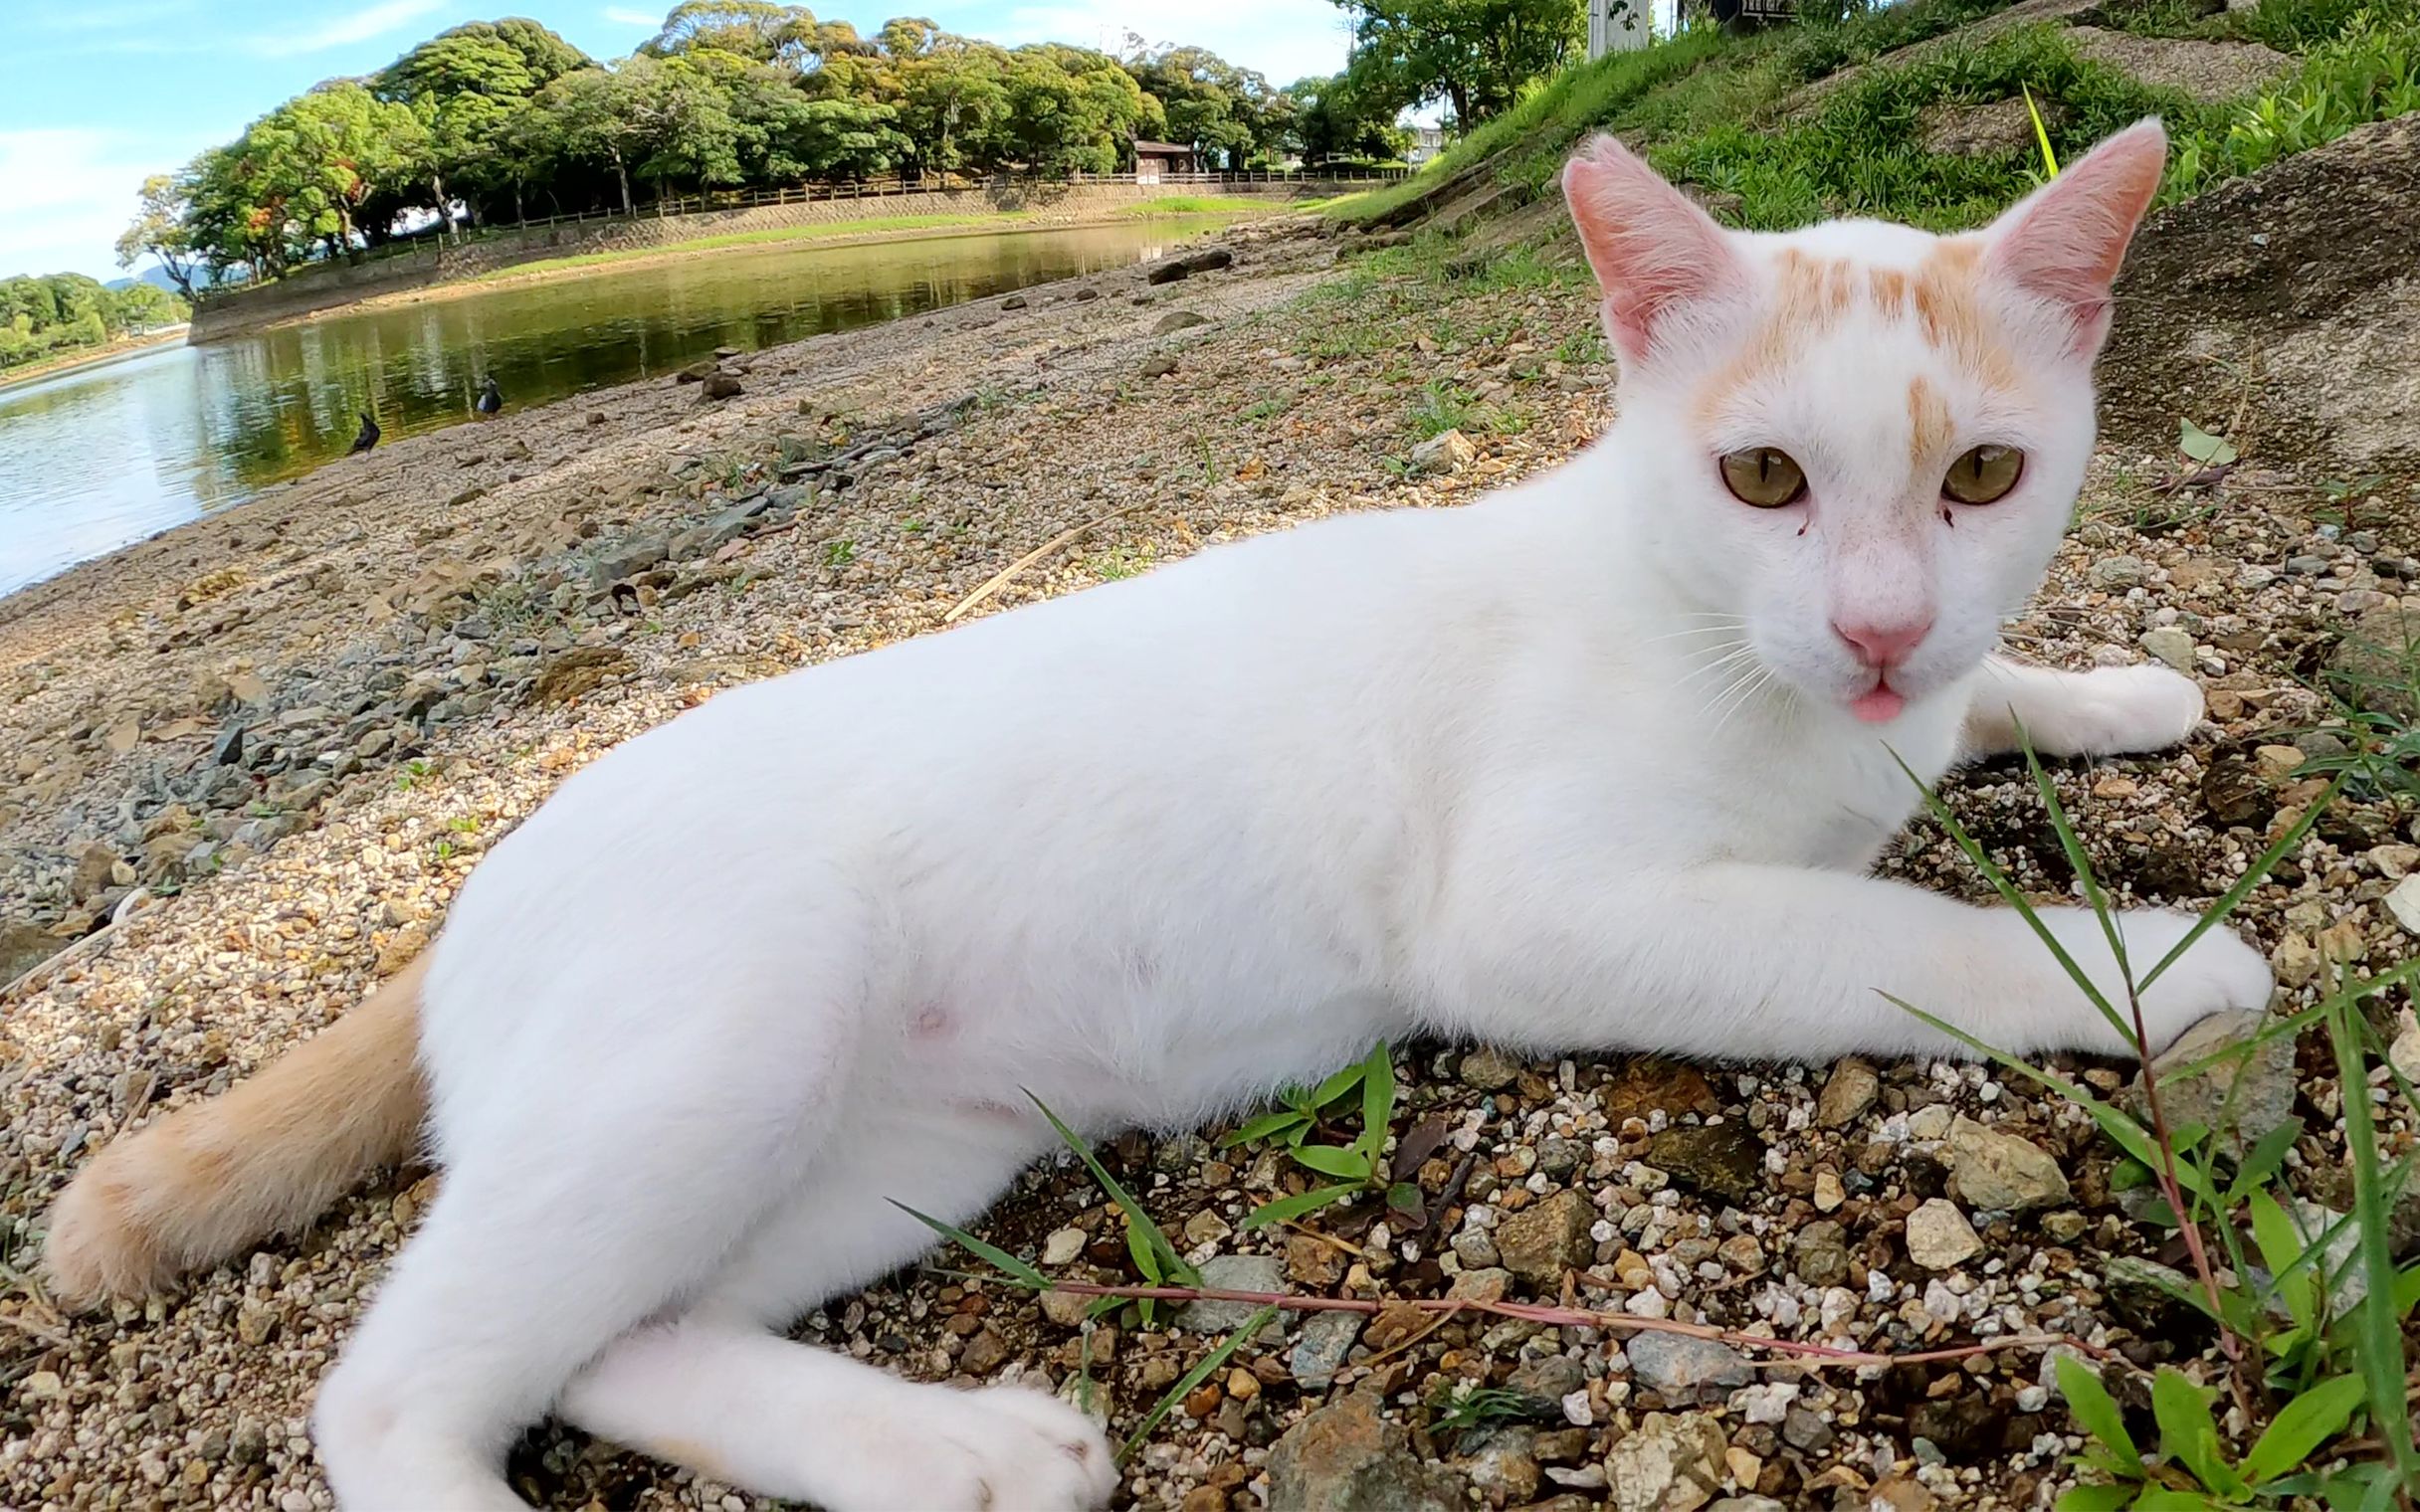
left=2103, top=110, right=2420, bottom=478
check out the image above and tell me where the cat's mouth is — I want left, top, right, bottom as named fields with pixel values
left=1848, top=677, right=1908, bottom=724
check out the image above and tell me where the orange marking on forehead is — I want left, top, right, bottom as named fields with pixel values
left=1906, top=374, right=1955, bottom=469
left=1693, top=237, right=2022, bottom=429
left=1911, top=236, right=2022, bottom=395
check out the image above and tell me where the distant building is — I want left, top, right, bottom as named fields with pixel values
left=1587, top=0, right=1651, bottom=57
left=1133, top=141, right=1200, bottom=182
left=1407, top=127, right=1448, bottom=166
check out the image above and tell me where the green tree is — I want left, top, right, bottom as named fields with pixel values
left=108, top=281, right=189, bottom=332
left=1124, top=44, right=1283, bottom=169
left=1288, top=74, right=1412, bottom=164
left=113, top=174, right=204, bottom=300
left=1335, top=0, right=1584, bottom=125
left=378, top=21, right=597, bottom=236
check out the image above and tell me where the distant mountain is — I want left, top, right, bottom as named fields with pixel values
left=105, top=265, right=219, bottom=294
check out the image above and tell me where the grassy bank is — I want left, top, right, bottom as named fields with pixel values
left=1332, top=0, right=2419, bottom=233
left=480, top=196, right=1286, bottom=283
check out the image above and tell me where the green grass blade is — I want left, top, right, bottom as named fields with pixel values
left=2248, top=1189, right=2319, bottom=1332
left=2021, top=732, right=2129, bottom=976
left=1353, top=1041, right=1396, bottom=1168
left=2024, top=85, right=2061, bottom=176
left=2320, top=986, right=2420, bottom=1490
left=1290, top=1144, right=1375, bottom=1182
left=1240, top=1183, right=1362, bottom=1229
left=1119, top=1306, right=1278, bottom=1463
left=2058, top=1353, right=2140, bottom=1464
left=889, top=1200, right=1050, bottom=1290
left=1307, top=1057, right=1370, bottom=1111
left=1889, top=750, right=2126, bottom=1038
left=2138, top=777, right=2342, bottom=991
left=1026, top=1091, right=1202, bottom=1287
left=2152, top=1367, right=2246, bottom=1498
left=1222, top=1108, right=1311, bottom=1148
left=2241, top=1376, right=2366, bottom=1486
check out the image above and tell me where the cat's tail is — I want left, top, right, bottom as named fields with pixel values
left=42, top=952, right=430, bottom=1305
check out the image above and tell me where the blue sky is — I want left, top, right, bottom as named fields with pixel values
left=0, top=0, right=1361, bottom=282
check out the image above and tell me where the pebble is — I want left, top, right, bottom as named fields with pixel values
left=2387, top=874, right=2420, bottom=934
left=1605, top=1412, right=1728, bottom=1512
left=1627, top=1331, right=1753, bottom=1400
left=1041, top=1227, right=1086, bottom=1266
left=1494, top=1188, right=1595, bottom=1286
left=1905, top=1199, right=1983, bottom=1270
left=1175, top=1254, right=1286, bottom=1340
left=1944, top=1116, right=2071, bottom=1211
left=1815, top=1057, right=1880, bottom=1127
left=1288, top=1309, right=1364, bottom=1388
left=2139, top=625, right=2196, bottom=670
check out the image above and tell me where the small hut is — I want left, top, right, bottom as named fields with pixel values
left=1133, top=141, right=1201, bottom=183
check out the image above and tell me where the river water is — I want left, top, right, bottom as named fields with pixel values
left=0, top=216, right=1236, bottom=599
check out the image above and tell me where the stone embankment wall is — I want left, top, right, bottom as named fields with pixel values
left=188, top=179, right=1355, bottom=341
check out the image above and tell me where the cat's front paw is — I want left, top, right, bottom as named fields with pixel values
left=836, top=1382, right=1117, bottom=1511
left=2054, top=664, right=2206, bottom=756
left=2102, top=909, right=2274, bottom=1054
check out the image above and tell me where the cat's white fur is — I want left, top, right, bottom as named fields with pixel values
left=289, top=121, right=2267, bottom=1508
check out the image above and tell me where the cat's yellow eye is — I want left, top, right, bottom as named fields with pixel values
left=1942, top=445, right=2024, bottom=504
left=1718, top=448, right=1807, bottom=508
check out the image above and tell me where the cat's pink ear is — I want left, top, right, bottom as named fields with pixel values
left=1562, top=134, right=1741, bottom=365
left=1983, top=118, right=2167, bottom=354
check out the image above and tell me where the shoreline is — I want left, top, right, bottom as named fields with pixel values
left=303, top=205, right=1279, bottom=327
left=0, top=325, right=187, bottom=393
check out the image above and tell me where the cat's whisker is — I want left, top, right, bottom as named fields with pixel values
left=1675, top=646, right=1758, bottom=688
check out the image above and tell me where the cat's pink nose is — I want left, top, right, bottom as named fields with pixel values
left=1833, top=616, right=1933, bottom=669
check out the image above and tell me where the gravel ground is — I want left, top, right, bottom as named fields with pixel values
left=2, top=214, right=2416, bottom=1511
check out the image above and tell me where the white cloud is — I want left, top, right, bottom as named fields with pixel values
left=246, top=0, right=443, bottom=58
left=992, top=0, right=1354, bottom=86
left=0, top=127, right=203, bottom=280
left=602, top=5, right=664, bottom=25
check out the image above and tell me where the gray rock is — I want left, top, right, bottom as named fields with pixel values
left=1906, top=1199, right=1983, bottom=1270
left=1945, top=1116, right=2071, bottom=1212
left=1463, top=1426, right=1541, bottom=1504
left=1781, top=1404, right=1834, bottom=1452
left=1153, top=309, right=1212, bottom=334
left=212, top=723, right=246, bottom=766
left=1625, top=1332, right=1752, bottom=1402
left=2137, top=1010, right=2297, bottom=1154
left=1291, top=1308, right=1365, bottom=1388
left=2139, top=626, right=2197, bottom=671
left=1506, top=1354, right=1586, bottom=1405
left=1175, top=1253, right=1286, bottom=1343
left=2089, top=554, right=2146, bottom=589
left=1000, top=293, right=1028, bottom=310
left=1495, top=1189, right=1595, bottom=1287
left=1452, top=1229, right=1501, bottom=1268
left=1461, top=1044, right=1519, bottom=1090
left=1791, top=1220, right=1851, bottom=1287
left=1075, top=286, right=1101, bottom=301
left=1268, top=1393, right=1461, bottom=1512
left=1605, top=1412, right=1727, bottom=1512
left=0, top=920, right=60, bottom=985
left=1407, top=429, right=1476, bottom=475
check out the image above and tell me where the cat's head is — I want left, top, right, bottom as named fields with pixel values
left=1564, top=121, right=2166, bottom=724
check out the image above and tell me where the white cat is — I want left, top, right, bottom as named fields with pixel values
left=46, top=118, right=2270, bottom=1511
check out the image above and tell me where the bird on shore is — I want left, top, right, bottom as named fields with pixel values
left=348, top=412, right=379, bottom=454
left=475, top=376, right=503, bottom=417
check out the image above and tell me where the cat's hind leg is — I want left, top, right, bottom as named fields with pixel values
left=557, top=1109, right=1115, bottom=1509
left=307, top=956, right=870, bottom=1512
left=1961, top=653, right=2205, bottom=759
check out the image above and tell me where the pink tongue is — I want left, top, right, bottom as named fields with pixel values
left=1850, top=685, right=1907, bottom=724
